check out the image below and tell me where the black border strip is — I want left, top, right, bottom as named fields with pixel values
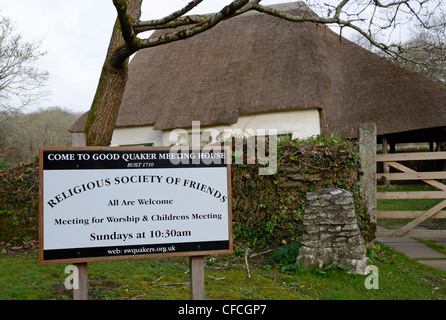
left=43, top=150, right=228, bottom=170
left=43, top=240, right=229, bottom=261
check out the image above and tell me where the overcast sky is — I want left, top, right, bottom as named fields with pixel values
left=0, top=0, right=290, bottom=114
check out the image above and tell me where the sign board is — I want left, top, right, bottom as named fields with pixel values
left=39, top=147, right=232, bottom=265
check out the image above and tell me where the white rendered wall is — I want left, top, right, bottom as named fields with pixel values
left=110, top=125, right=163, bottom=146
left=110, top=109, right=321, bottom=147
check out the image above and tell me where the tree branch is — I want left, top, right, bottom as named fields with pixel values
left=251, top=0, right=430, bottom=64
left=112, top=0, right=141, bottom=52
left=138, top=0, right=251, bottom=49
left=134, top=0, right=260, bottom=33
left=252, top=2, right=336, bottom=24
left=135, top=14, right=213, bottom=32
left=134, top=0, right=205, bottom=33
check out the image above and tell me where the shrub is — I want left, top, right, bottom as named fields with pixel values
left=0, top=160, right=39, bottom=245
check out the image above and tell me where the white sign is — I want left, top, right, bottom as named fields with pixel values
left=39, top=147, right=232, bottom=264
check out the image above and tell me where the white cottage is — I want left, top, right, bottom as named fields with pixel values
left=70, top=2, right=446, bottom=147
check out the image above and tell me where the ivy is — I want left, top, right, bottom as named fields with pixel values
left=269, top=242, right=301, bottom=273
left=0, top=160, right=39, bottom=245
left=231, top=135, right=374, bottom=247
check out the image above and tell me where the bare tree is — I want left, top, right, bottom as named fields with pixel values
left=0, top=107, right=79, bottom=164
left=0, top=14, right=50, bottom=165
left=84, top=0, right=445, bottom=146
left=0, top=15, right=49, bottom=112
left=396, top=13, right=446, bottom=83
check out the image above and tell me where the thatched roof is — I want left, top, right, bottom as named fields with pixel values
left=71, top=1, right=446, bottom=139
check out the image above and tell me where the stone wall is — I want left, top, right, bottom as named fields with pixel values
left=297, top=188, right=368, bottom=274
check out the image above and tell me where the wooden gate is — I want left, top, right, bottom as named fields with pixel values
left=376, top=151, right=446, bottom=238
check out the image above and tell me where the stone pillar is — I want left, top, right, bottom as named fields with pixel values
left=297, top=188, right=368, bottom=274
left=358, top=123, right=377, bottom=225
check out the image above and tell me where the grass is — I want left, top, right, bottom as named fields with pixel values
left=0, top=161, right=12, bottom=169
left=416, top=239, right=446, bottom=255
left=0, top=243, right=445, bottom=300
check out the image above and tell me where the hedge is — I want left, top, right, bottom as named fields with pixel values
left=231, top=135, right=375, bottom=247
left=0, top=135, right=375, bottom=248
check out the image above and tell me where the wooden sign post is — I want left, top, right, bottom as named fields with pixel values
left=39, top=147, right=232, bottom=300
left=73, top=263, right=88, bottom=300
left=189, top=256, right=206, bottom=300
